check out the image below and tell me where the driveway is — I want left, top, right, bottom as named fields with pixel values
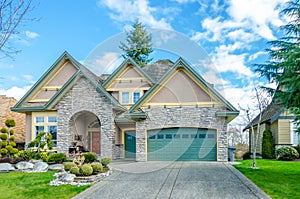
left=73, top=161, right=270, bottom=199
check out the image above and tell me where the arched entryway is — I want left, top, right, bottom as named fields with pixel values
left=69, top=111, right=101, bottom=154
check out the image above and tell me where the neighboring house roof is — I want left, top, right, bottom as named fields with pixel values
left=143, top=59, right=174, bottom=82
left=12, top=51, right=126, bottom=112
left=243, top=102, right=285, bottom=131
left=0, top=95, right=25, bottom=143
left=102, top=57, right=155, bottom=88
left=127, top=57, right=239, bottom=122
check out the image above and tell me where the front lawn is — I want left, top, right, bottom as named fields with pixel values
left=234, top=159, right=300, bottom=199
left=0, top=171, right=90, bottom=199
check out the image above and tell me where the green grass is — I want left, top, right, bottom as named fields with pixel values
left=234, top=159, right=300, bottom=199
left=0, top=171, right=90, bottom=199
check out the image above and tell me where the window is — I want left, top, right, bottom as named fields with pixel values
left=35, top=116, right=44, bottom=123
left=33, top=113, right=58, bottom=147
left=133, top=92, right=141, bottom=103
left=121, top=92, right=130, bottom=104
left=291, top=121, right=300, bottom=146
left=48, top=116, right=57, bottom=123
left=48, top=126, right=57, bottom=147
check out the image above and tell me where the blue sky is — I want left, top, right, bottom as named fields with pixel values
left=0, top=0, right=289, bottom=125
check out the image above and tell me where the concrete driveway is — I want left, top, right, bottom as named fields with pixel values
left=73, top=161, right=270, bottom=199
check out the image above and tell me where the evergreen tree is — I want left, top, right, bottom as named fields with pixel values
left=256, top=0, right=300, bottom=133
left=262, top=129, right=274, bottom=159
left=119, top=21, right=153, bottom=67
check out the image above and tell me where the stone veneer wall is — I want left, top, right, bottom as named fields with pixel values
left=135, top=106, right=228, bottom=161
left=55, top=76, right=117, bottom=158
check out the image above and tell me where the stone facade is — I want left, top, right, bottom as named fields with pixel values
left=55, top=76, right=117, bottom=158
left=136, top=106, right=228, bottom=161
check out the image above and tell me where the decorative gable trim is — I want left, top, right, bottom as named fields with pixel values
left=102, top=57, right=154, bottom=89
left=12, top=51, right=126, bottom=112
left=127, top=57, right=239, bottom=120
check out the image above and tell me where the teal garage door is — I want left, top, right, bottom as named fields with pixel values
left=147, top=128, right=216, bottom=161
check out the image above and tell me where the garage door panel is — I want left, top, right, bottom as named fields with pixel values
left=147, top=127, right=216, bottom=161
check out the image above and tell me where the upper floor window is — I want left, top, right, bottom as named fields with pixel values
left=133, top=92, right=141, bottom=103
left=121, top=92, right=130, bottom=104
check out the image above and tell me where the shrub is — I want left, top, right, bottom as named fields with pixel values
left=9, top=130, right=14, bottom=135
left=10, top=148, right=18, bottom=155
left=293, top=144, right=300, bottom=156
left=70, top=166, right=80, bottom=175
left=47, top=153, right=66, bottom=163
left=17, top=150, right=35, bottom=160
left=64, top=162, right=77, bottom=171
left=101, top=157, right=112, bottom=167
left=0, top=148, right=8, bottom=155
left=276, top=146, right=299, bottom=161
left=0, top=133, right=8, bottom=140
left=9, top=141, right=16, bottom=147
left=6, top=145, right=13, bottom=152
left=242, top=151, right=251, bottom=160
left=5, top=119, right=16, bottom=128
left=81, top=164, right=93, bottom=176
left=91, top=162, right=103, bottom=173
left=81, top=152, right=98, bottom=163
left=0, top=141, right=7, bottom=147
left=9, top=135, right=15, bottom=141
left=262, top=129, right=274, bottom=159
left=0, top=128, right=8, bottom=134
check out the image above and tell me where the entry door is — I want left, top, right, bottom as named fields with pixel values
left=125, top=131, right=136, bottom=159
left=91, top=132, right=101, bottom=154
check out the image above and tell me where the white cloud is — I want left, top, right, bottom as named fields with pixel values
left=98, top=0, right=172, bottom=30
left=171, top=0, right=196, bottom=3
left=85, top=52, right=123, bottom=75
left=211, top=45, right=254, bottom=77
left=25, top=31, right=40, bottom=39
left=0, top=63, right=14, bottom=69
left=248, top=51, right=268, bottom=61
left=227, top=0, right=287, bottom=40
left=0, top=85, right=32, bottom=100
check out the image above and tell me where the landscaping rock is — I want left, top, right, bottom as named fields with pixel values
left=33, top=162, right=48, bottom=172
left=48, top=164, right=64, bottom=171
left=0, top=163, right=15, bottom=171
left=15, top=161, right=34, bottom=170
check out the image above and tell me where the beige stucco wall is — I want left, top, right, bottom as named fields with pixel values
left=148, top=70, right=213, bottom=103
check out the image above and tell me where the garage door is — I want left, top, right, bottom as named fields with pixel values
left=147, top=127, right=216, bottom=161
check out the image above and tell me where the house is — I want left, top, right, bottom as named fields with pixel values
left=244, top=102, right=298, bottom=156
left=12, top=51, right=239, bottom=161
left=0, top=95, right=26, bottom=149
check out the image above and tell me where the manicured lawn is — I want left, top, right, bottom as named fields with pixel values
left=234, top=159, right=300, bottom=199
left=0, top=171, right=90, bottom=199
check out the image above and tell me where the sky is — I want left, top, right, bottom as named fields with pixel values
left=0, top=0, right=289, bottom=125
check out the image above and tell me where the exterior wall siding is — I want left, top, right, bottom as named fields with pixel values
left=135, top=106, right=228, bottom=161
left=55, top=76, right=117, bottom=158
left=278, top=119, right=291, bottom=144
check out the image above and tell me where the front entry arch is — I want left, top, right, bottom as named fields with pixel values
left=69, top=111, right=101, bottom=154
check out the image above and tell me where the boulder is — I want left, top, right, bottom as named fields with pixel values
left=15, top=161, right=34, bottom=170
left=33, top=162, right=48, bottom=172
left=0, top=163, right=15, bottom=171
left=48, top=164, right=64, bottom=171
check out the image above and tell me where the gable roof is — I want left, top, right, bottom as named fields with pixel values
left=102, top=57, right=154, bottom=88
left=127, top=57, right=239, bottom=121
left=143, top=59, right=174, bottom=82
left=12, top=51, right=125, bottom=112
left=243, top=102, right=285, bottom=131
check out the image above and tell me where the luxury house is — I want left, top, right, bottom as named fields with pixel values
left=12, top=51, right=239, bottom=161
left=244, top=102, right=298, bottom=156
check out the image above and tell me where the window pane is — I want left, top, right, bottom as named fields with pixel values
left=48, top=116, right=57, bottom=123
left=35, top=116, right=44, bottom=123
left=48, top=126, right=57, bottom=147
left=133, top=92, right=140, bottom=103
left=157, top=134, right=164, bottom=139
left=122, top=92, right=130, bottom=104
left=35, top=126, right=44, bottom=137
